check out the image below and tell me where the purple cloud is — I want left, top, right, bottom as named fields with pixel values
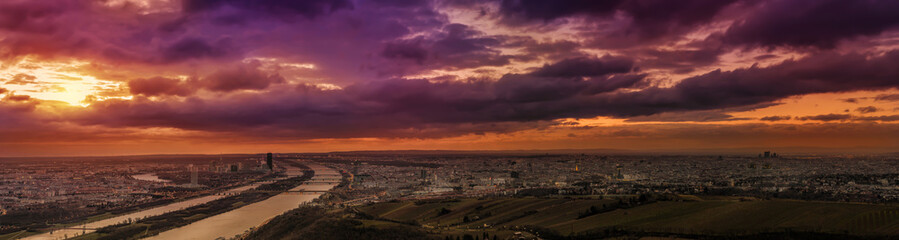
left=723, top=0, right=899, bottom=48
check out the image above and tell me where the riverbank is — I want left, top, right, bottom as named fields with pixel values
left=68, top=162, right=316, bottom=240
left=144, top=163, right=340, bottom=240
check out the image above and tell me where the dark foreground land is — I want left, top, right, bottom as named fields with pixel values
left=247, top=194, right=899, bottom=240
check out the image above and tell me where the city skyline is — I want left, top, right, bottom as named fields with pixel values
left=2, top=0, right=899, bottom=156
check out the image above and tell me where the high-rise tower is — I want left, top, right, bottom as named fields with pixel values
left=190, top=165, right=198, bottom=186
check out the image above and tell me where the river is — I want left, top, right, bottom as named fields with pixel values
left=131, top=173, right=171, bottom=183
left=144, top=164, right=339, bottom=240
left=21, top=162, right=330, bottom=240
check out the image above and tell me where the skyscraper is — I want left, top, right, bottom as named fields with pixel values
left=266, top=153, right=273, bottom=170
left=190, top=166, right=198, bottom=186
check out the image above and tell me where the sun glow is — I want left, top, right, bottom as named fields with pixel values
left=2, top=58, right=125, bottom=107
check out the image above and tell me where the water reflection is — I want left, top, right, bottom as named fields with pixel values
left=146, top=164, right=338, bottom=240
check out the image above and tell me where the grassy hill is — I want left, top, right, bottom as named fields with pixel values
left=357, top=196, right=899, bottom=238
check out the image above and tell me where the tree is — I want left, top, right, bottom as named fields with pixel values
left=438, top=207, right=452, bottom=216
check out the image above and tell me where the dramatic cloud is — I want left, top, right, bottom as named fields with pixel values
left=529, top=56, right=633, bottom=78
left=856, top=115, right=899, bottom=122
left=722, top=0, right=899, bottom=48
left=182, top=0, right=354, bottom=19
left=160, top=38, right=234, bottom=63
left=41, top=49, right=899, bottom=141
left=129, top=77, right=194, bottom=97
left=760, top=115, right=791, bottom=121
left=380, top=24, right=515, bottom=72
left=875, top=94, right=899, bottom=102
left=499, top=0, right=737, bottom=35
left=798, top=114, right=853, bottom=122
left=199, top=64, right=285, bottom=92
left=4, top=73, right=38, bottom=85
left=608, top=50, right=899, bottom=116
left=3, top=0, right=899, bottom=155
left=856, top=106, right=880, bottom=114
left=841, top=98, right=859, bottom=103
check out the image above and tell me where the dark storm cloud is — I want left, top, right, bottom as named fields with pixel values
left=493, top=56, right=640, bottom=103
left=500, top=38, right=587, bottom=62
left=498, top=0, right=740, bottom=45
left=635, top=47, right=724, bottom=72
left=128, top=77, right=194, bottom=97
left=855, top=106, right=880, bottom=114
left=182, top=0, right=353, bottom=19
left=615, top=0, right=740, bottom=39
left=723, top=0, right=899, bottom=48
left=381, top=39, right=428, bottom=64
left=128, top=63, right=286, bottom=96
left=6, top=0, right=899, bottom=143
left=76, top=56, right=640, bottom=137
left=841, top=98, right=859, bottom=103
left=613, top=50, right=899, bottom=116
left=499, top=0, right=738, bottom=27
left=75, top=49, right=899, bottom=138
left=624, top=111, right=745, bottom=122
left=370, top=0, right=430, bottom=8
left=855, top=115, right=899, bottom=122
left=530, top=56, right=633, bottom=78
left=797, top=114, right=852, bottom=122
left=380, top=24, right=516, bottom=71
left=199, top=64, right=286, bottom=92
left=875, top=94, right=899, bottom=102
left=160, top=38, right=234, bottom=63
left=760, top=115, right=791, bottom=121
left=0, top=1, right=95, bottom=60
left=0, top=0, right=70, bottom=33
left=498, top=0, right=622, bottom=22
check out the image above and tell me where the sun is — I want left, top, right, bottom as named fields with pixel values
left=2, top=58, right=129, bottom=106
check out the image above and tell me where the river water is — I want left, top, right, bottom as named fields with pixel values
left=131, top=173, right=171, bottom=183
left=144, top=164, right=339, bottom=240
left=21, top=162, right=333, bottom=240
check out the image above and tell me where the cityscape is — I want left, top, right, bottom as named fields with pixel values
left=5, top=152, right=899, bottom=239
left=2, top=0, right=899, bottom=239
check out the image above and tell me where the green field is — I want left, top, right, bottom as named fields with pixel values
left=358, top=197, right=899, bottom=237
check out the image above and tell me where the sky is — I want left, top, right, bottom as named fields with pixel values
left=1, top=0, right=899, bottom=156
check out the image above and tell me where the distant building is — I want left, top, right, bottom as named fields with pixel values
left=266, top=153, right=273, bottom=170
left=615, top=164, right=623, bottom=179
left=191, top=167, right=198, bottom=185
left=354, top=174, right=373, bottom=185
left=511, top=171, right=520, bottom=179
left=764, top=151, right=771, bottom=158
left=179, top=165, right=204, bottom=188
